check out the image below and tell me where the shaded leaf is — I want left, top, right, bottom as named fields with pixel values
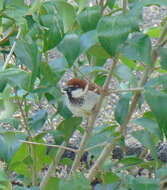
left=157, top=47, right=167, bottom=70
left=59, top=173, right=90, bottom=190
left=29, top=109, right=48, bottom=133
left=107, top=0, right=117, bottom=9
left=0, top=69, right=31, bottom=90
left=133, top=117, right=163, bottom=140
left=115, top=93, right=131, bottom=125
left=55, top=1, right=76, bottom=32
left=114, top=64, right=132, bottom=81
left=79, top=30, right=98, bottom=54
left=131, top=176, right=160, bottom=190
left=97, top=11, right=139, bottom=56
left=57, top=117, right=82, bottom=142
left=58, top=34, right=80, bottom=67
left=77, top=6, right=101, bottom=32
left=132, top=130, right=157, bottom=160
left=121, top=33, right=152, bottom=64
left=145, top=89, right=167, bottom=136
left=40, top=14, right=64, bottom=51
left=0, top=132, right=26, bottom=163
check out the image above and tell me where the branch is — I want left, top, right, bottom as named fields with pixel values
left=157, top=23, right=167, bottom=46
left=122, top=0, right=128, bottom=13
left=15, top=89, right=38, bottom=186
left=87, top=135, right=121, bottom=181
left=86, top=18, right=167, bottom=182
left=20, top=140, right=78, bottom=153
left=0, top=26, right=16, bottom=45
left=3, top=28, right=21, bottom=70
left=109, top=87, right=144, bottom=94
left=85, top=142, right=107, bottom=152
left=69, top=58, right=117, bottom=175
left=39, top=142, right=67, bottom=190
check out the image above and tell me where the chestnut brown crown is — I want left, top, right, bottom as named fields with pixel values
left=66, top=78, right=101, bottom=94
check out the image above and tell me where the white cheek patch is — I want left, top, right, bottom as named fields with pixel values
left=72, top=88, right=85, bottom=98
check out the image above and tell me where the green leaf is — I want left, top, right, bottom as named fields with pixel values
left=102, top=172, right=120, bottom=185
left=55, top=1, right=76, bottom=32
left=114, top=64, right=132, bottom=81
left=97, top=11, right=139, bottom=56
left=132, top=130, right=157, bottom=160
left=57, top=117, right=82, bottom=142
left=0, top=167, right=12, bottom=190
left=40, top=14, right=64, bottom=51
left=79, top=65, right=108, bottom=77
left=40, top=59, right=67, bottom=86
left=145, top=89, right=167, bottom=136
left=79, top=30, right=99, bottom=54
left=107, top=0, right=117, bottom=9
left=157, top=47, right=167, bottom=70
left=60, top=158, right=73, bottom=166
left=49, top=57, right=68, bottom=73
left=15, top=40, right=41, bottom=90
left=88, top=44, right=110, bottom=59
left=29, top=109, right=48, bottom=133
left=133, top=117, right=163, bottom=140
left=120, top=157, right=143, bottom=166
left=45, top=177, right=59, bottom=190
left=115, top=93, right=131, bottom=125
left=131, top=177, right=160, bottom=190
left=145, top=26, right=162, bottom=38
left=0, top=132, right=26, bottom=163
left=15, top=40, right=40, bottom=71
left=0, top=99, right=17, bottom=120
left=77, top=6, right=101, bottom=32
left=0, top=69, right=31, bottom=90
left=155, top=166, right=167, bottom=179
left=121, top=33, right=152, bottom=64
left=59, top=173, right=91, bottom=190
left=77, top=0, right=89, bottom=12
left=58, top=34, right=80, bottom=67
left=57, top=98, right=73, bottom=119
left=86, top=125, right=115, bottom=157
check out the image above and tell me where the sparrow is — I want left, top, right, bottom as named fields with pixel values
left=63, top=78, right=102, bottom=117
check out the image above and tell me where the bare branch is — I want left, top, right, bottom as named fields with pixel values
left=69, top=58, right=117, bottom=175
left=20, top=140, right=78, bottom=153
left=40, top=142, right=67, bottom=190
left=3, top=28, right=21, bottom=70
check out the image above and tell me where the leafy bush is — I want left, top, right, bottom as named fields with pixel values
left=0, top=0, right=167, bottom=189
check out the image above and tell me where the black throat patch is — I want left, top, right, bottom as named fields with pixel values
left=66, top=87, right=84, bottom=106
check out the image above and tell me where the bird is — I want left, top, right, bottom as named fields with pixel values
left=63, top=78, right=103, bottom=117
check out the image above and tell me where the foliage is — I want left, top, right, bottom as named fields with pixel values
left=0, top=0, right=167, bottom=189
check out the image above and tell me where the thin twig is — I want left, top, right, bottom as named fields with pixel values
left=39, top=142, right=67, bottom=190
left=109, top=87, right=144, bottom=94
left=87, top=135, right=121, bottom=181
left=69, top=58, right=117, bottom=175
left=3, top=28, right=21, bottom=70
left=122, top=0, right=128, bottom=13
left=14, top=89, right=32, bottom=138
left=20, top=140, right=78, bottom=153
left=15, top=89, right=38, bottom=185
left=85, top=142, right=107, bottom=152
